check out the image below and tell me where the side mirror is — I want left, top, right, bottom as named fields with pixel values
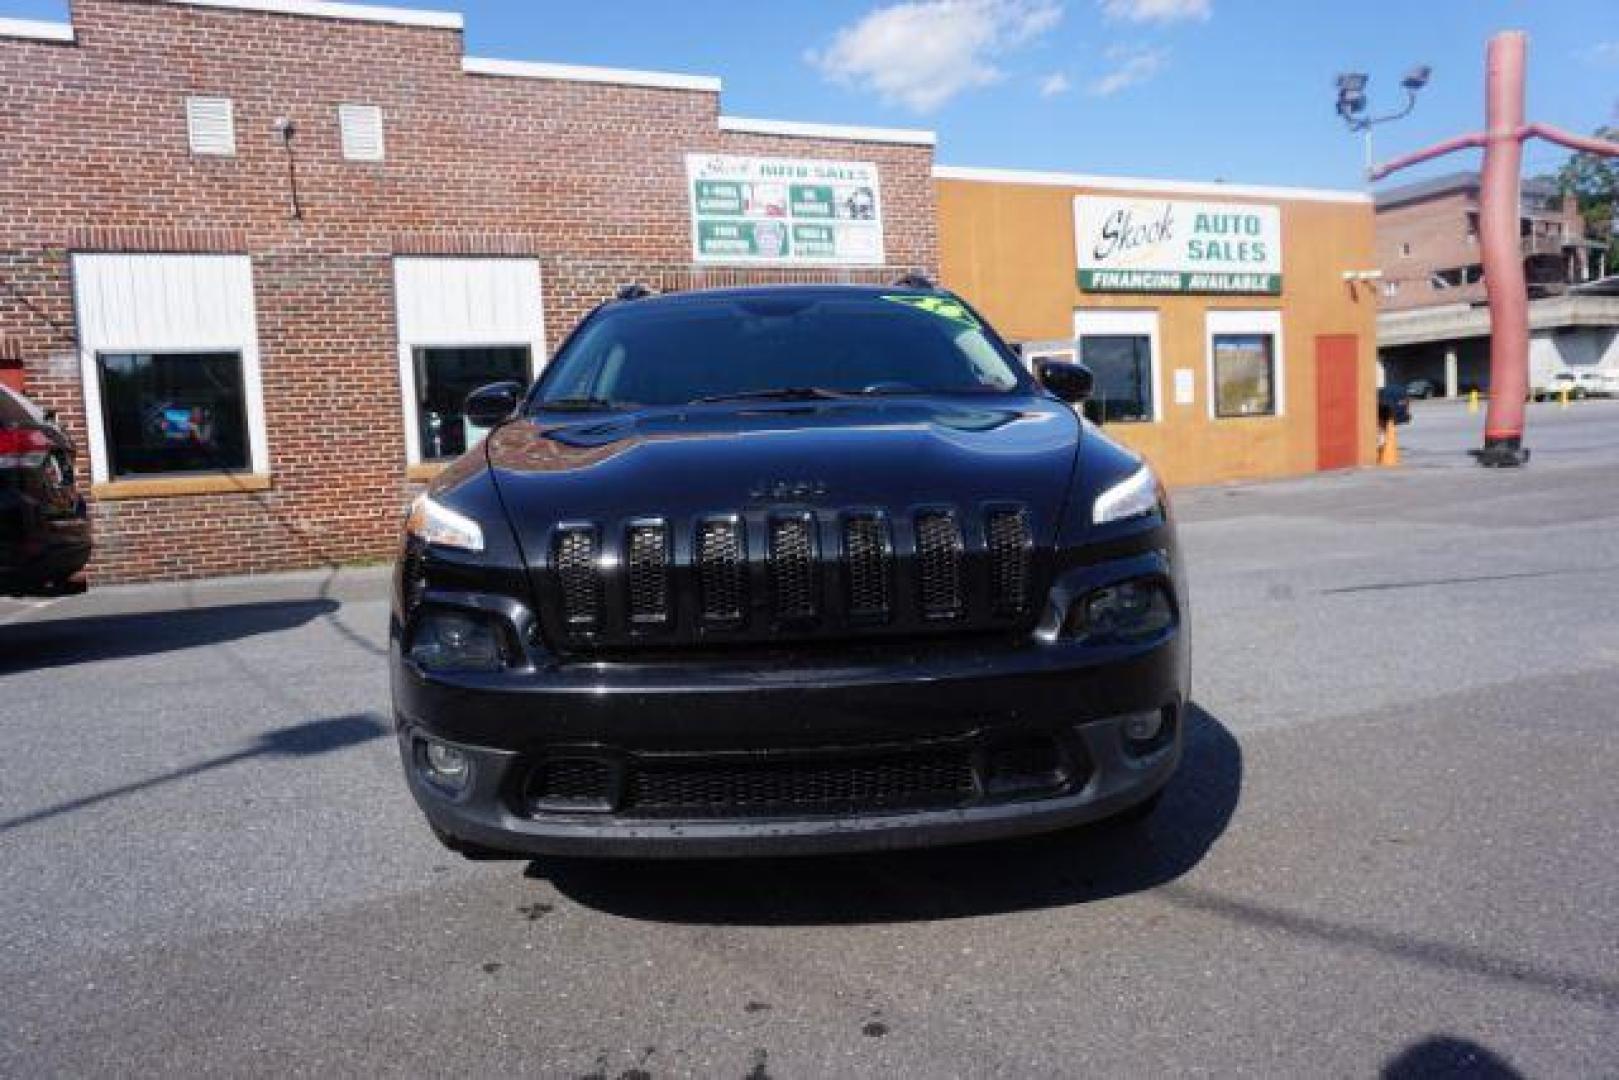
left=1034, top=358, right=1094, bottom=403
left=463, top=381, right=524, bottom=429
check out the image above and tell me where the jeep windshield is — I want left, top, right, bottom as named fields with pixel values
left=533, top=291, right=1026, bottom=410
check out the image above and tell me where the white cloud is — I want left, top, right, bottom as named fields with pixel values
left=1088, top=44, right=1168, bottom=96
left=1099, top=0, right=1210, bottom=24
left=808, top=0, right=1065, bottom=113
left=1039, top=71, right=1073, bottom=97
left=1583, top=41, right=1619, bottom=67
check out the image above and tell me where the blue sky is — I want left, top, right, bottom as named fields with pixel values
left=6, top=0, right=1615, bottom=191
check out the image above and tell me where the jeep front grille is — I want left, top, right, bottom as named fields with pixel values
left=914, top=510, right=964, bottom=620
left=539, top=504, right=1039, bottom=649
left=626, top=521, right=671, bottom=627
left=843, top=514, right=892, bottom=621
left=986, top=507, right=1033, bottom=616
left=554, top=526, right=602, bottom=631
left=697, top=516, right=747, bottom=624
left=769, top=513, right=818, bottom=620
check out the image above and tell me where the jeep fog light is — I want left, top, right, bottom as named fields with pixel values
left=409, top=611, right=506, bottom=672
left=419, top=738, right=471, bottom=793
left=1067, top=578, right=1174, bottom=644
left=1123, top=710, right=1163, bottom=743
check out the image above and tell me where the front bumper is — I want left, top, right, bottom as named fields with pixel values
left=397, top=704, right=1181, bottom=859
left=392, top=556, right=1188, bottom=858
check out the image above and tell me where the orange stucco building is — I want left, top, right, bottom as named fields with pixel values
left=936, top=166, right=1379, bottom=487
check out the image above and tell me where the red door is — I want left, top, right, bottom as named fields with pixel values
left=1315, top=334, right=1359, bottom=471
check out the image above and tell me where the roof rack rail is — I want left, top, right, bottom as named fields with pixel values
left=614, top=283, right=655, bottom=301
left=891, top=272, right=935, bottom=290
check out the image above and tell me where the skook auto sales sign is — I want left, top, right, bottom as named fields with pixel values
left=1075, top=196, right=1282, bottom=294
left=687, top=154, right=884, bottom=266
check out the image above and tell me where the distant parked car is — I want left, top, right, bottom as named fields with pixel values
left=1405, top=378, right=1440, bottom=399
left=0, top=384, right=91, bottom=596
left=1573, top=370, right=1619, bottom=398
left=1532, top=372, right=1587, bottom=402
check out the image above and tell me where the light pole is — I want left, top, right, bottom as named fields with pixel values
left=1335, top=65, right=1432, bottom=176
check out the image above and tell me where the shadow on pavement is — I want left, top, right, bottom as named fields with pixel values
left=0, top=713, right=388, bottom=833
left=0, top=599, right=339, bottom=673
left=528, top=703, right=1241, bottom=925
left=1383, top=1035, right=1525, bottom=1079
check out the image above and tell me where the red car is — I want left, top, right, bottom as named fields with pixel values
left=0, top=385, right=91, bottom=596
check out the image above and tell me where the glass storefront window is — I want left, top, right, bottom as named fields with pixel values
left=1212, top=333, right=1277, bottom=417
left=1079, top=333, right=1154, bottom=423
left=413, top=345, right=531, bottom=461
left=96, top=352, right=249, bottom=477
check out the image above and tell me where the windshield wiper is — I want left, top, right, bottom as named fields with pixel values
left=688, top=386, right=854, bottom=405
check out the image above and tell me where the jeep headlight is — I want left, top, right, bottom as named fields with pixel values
left=1092, top=465, right=1161, bottom=526
left=406, top=494, right=484, bottom=553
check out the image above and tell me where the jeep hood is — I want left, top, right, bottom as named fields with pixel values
left=483, top=397, right=1082, bottom=549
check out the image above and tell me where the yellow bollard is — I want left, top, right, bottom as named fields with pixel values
left=1377, top=418, right=1400, bottom=466
left=1560, top=387, right=1569, bottom=409
left=1468, top=389, right=1479, bottom=414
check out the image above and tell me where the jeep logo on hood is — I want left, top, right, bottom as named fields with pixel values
left=749, top=478, right=830, bottom=502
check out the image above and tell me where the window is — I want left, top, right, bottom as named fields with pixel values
left=71, top=254, right=268, bottom=487
left=96, top=352, right=249, bottom=477
left=1382, top=280, right=1400, bottom=298
left=1074, top=309, right=1160, bottom=423
left=186, top=96, right=236, bottom=156
left=1080, top=336, right=1154, bottom=422
left=393, top=258, right=546, bottom=469
left=339, top=104, right=385, bottom=162
left=1207, top=310, right=1283, bottom=419
left=1212, top=336, right=1277, bottom=417
left=413, top=345, right=531, bottom=461
left=1399, top=241, right=1412, bottom=257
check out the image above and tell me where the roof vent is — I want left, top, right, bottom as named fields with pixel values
left=186, top=97, right=236, bottom=157
left=338, top=104, right=385, bottom=162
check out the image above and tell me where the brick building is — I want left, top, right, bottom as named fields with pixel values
left=0, top=0, right=937, bottom=582
left=1373, top=171, right=1616, bottom=396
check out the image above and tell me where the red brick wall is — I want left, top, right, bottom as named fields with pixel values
left=0, top=0, right=937, bottom=583
left=1375, top=190, right=1485, bottom=311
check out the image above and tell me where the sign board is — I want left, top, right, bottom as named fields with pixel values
left=687, top=154, right=884, bottom=265
left=1075, top=196, right=1281, bottom=294
left=1174, top=368, right=1196, bottom=405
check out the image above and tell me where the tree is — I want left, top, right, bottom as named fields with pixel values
left=1556, top=124, right=1619, bottom=270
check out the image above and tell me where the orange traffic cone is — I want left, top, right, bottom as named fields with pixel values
left=1378, top=418, right=1400, bottom=466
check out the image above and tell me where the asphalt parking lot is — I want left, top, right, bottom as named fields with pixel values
left=3, top=402, right=1617, bottom=1077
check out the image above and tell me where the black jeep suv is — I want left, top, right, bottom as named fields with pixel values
left=390, top=283, right=1188, bottom=858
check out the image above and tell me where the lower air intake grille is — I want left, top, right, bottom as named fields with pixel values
left=554, top=527, right=602, bottom=630
left=844, top=514, right=892, bottom=620
left=697, top=517, right=747, bottom=624
left=626, top=522, right=671, bottom=626
left=624, top=747, right=977, bottom=818
left=527, top=756, right=616, bottom=812
left=986, top=508, right=1033, bottom=615
left=769, top=514, right=817, bottom=620
left=915, top=511, right=964, bottom=619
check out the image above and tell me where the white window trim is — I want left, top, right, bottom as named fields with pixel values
left=1074, top=308, right=1164, bottom=422
left=71, top=254, right=269, bottom=486
left=1205, top=309, right=1285, bottom=420
left=392, top=258, right=547, bottom=468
